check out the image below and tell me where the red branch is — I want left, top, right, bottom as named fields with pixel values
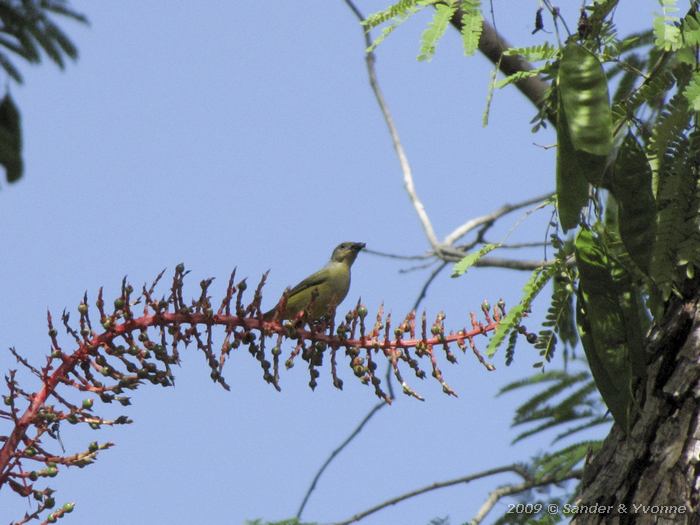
left=0, top=311, right=497, bottom=480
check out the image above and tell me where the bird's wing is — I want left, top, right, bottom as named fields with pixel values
left=285, top=265, right=331, bottom=297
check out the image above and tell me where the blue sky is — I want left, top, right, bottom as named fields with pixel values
left=0, top=2, right=656, bottom=524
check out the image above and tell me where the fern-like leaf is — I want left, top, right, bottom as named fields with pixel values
left=451, top=243, right=500, bottom=277
left=495, top=66, right=548, bottom=89
left=499, top=366, right=606, bottom=445
left=683, top=70, right=700, bottom=111
left=653, top=0, right=681, bottom=51
left=502, top=43, right=559, bottom=62
left=418, top=1, right=457, bottom=61
left=363, top=0, right=425, bottom=29
left=486, top=265, right=556, bottom=357
left=459, top=0, right=482, bottom=56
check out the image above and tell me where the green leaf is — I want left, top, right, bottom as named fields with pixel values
left=459, top=0, right=482, bottom=56
left=417, top=2, right=456, bottom=61
left=0, top=93, right=23, bottom=183
left=610, top=133, right=656, bottom=274
left=363, top=0, right=425, bottom=29
left=653, top=0, right=681, bottom=50
left=495, top=66, right=546, bottom=89
left=502, top=43, right=559, bottom=62
left=534, top=441, right=602, bottom=479
left=558, top=43, right=613, bottom=156
left=683, top=70, right=700, bottom=111
left=486, top=265, right=555, bottom=357
left=451, top=243, right=499, bottom=277
left=482, top=60, right=497, bottom=126
left=499, top=366, right=608, bottom=445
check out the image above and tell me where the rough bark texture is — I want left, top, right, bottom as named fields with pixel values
left=572, top=297, right=700, bottom=525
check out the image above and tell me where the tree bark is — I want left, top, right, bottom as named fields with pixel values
left=447, top=12, right=700, bottom=523
left=572, top=297, right=700, bottom=525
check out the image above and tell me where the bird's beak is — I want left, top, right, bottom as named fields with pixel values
left=353, top=242, right=366, bottom=251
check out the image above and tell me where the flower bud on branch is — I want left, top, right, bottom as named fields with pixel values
left=0, top=266, right=500, bottom=522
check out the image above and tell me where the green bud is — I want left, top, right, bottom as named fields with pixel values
left=63, top=503, right=75, bottom=513
left=78, top=303, right=89, bottom=315
left=82, top=399, right=93, bottom=409
left=45, top=497, right=55, bottom=508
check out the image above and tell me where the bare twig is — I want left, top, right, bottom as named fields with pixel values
left=363, top=248, right=432, bottom=261
left=412, top=261, right=449, bottom=311
left=443, top=192, right=553, bottom=246
left=498, top=241, right=547, bottom=249
left=296, top=401, right=387, bottom=519
left=347, top=1, right=555, bottom=272
left=344, top=0, right=440, bottom=251
left=470, top=469, right=583, bottom=524
left=473, top=256, right=548, bottom=271
left=332, top=464, right=534, bottom=525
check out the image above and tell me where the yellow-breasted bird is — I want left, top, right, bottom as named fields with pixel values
left=263, top=242, right=365, bottom=322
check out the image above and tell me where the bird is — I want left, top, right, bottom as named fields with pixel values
left=263, top=242, right=365, bottom=322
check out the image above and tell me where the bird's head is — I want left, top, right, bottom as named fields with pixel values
left=331, top=242, right=366, bottom=265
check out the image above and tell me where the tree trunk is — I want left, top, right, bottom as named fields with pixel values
left=572, top=297, right=700, bottom=525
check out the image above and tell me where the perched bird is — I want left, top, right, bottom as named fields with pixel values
left=263, top=242, right=365, bottom=322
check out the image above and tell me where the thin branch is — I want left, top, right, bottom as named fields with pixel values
left=443, top=192, right=553, bottom=246
left=344, top=0, right=440, bottom=250
left=498, top=241, right=547, bottom=250
left=470, top=469, right=582, bottom=524
left=296, top=401, right=387, bottom=519
left=332, top=464, right=533, bottom=525
left=474, top=257, right=547, bottom=270
left=412, top=261, right=449, bottom=311
left=364, top=248, right=432, bottom=261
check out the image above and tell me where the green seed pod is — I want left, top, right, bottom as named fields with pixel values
left=558, top=43, right=612, bottom=156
